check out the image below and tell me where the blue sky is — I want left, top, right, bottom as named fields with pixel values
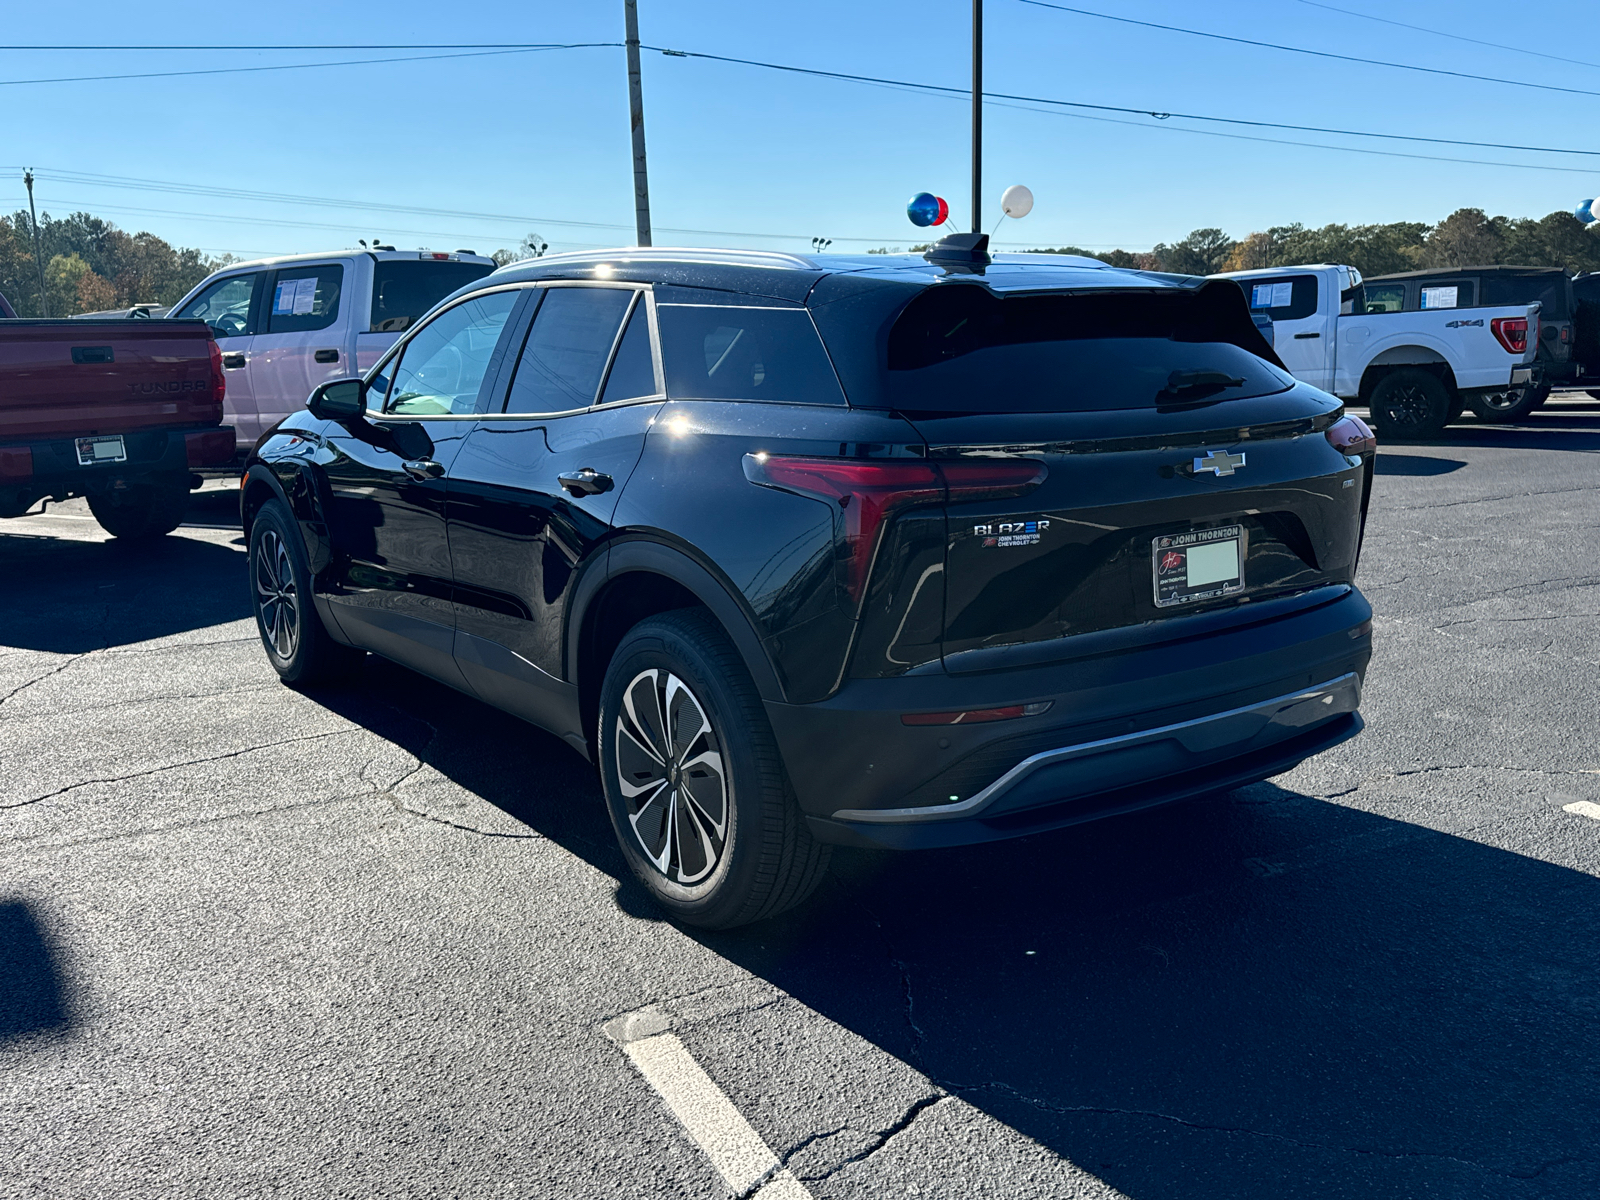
left=2, top=0, right=1597, bottom=261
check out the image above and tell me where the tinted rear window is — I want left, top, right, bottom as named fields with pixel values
left=370, top=261, right=495, bottom=333
left=883, top=286, right=1292, bottom=413
left=1483, top=274, right=1571, bottom=321
left=657, top=305, right=846, bottom=404
left=1237, top=273, right=1318, bottom=321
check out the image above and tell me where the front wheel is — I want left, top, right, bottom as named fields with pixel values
left=1367, top=369, right=1450, bottom=440
left=598, top=609, right=829, bottom=929
left=87, top=477, right=190, bottom=539
left=248, top=501, right=363, bottom=687
left=1466, top=386, right=1539, bottom=423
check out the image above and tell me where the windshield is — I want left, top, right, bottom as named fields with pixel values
left=881, top=284, right=1292, bottom=413
left=369, top=260, right=494, bottom=333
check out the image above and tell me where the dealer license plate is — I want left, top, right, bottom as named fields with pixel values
left=1153, top=525, right=1246, bottom=608
left=75, top=435, right=126, bottom=466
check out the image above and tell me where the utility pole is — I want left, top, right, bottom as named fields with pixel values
left=23, top=169, right=48, bottom=317
left=624, top=0, right=652, bottom=247
left=971, top=0, right=983, bottom=234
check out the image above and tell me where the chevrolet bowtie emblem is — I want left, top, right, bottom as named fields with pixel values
left=1193, top=450, right=1246, bottom=477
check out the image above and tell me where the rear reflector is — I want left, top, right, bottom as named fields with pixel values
left=184, top=428, right=235, bottom=467
left=1325, top=413, right=1376, bottom=457
left=902, top=701, right=1053, bottom=726
left=743, top=453, right=1046, bottom=600
left=0, top=446, right=33, bottom=481
left=1491, top=316, right=1528, bottom=354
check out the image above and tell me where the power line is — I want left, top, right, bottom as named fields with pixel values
left=0, top=43, right=561, bottom=50
left=1292, top=0, right=1600, bottom=73
left=1015, top=1, right=1600, bottom=101
left=644, top=45, right=1600, bottom=159
left=0, top=44, right=614, bottom=88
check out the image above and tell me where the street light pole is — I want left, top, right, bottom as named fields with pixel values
left=23, top=169, right=48, bottom=317
left=624, top=0, right=653, bottom=247
left=971, top=0, right=982, bottom=235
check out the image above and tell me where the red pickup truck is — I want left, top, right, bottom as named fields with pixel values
left=0, top=296, right=235, bottom=538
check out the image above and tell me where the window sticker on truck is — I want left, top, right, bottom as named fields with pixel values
left=1421, top=286, right=1459, bottom=310
left=1250, top=281, right=1293, bottom=309
left=273, top=278, right=318, bottom=316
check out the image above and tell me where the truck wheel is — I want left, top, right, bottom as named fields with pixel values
left=1466, top=386, right=1539, bottom=423
left=248, top=501, right=364, bottom=687
left=597, top=609, right=830, bottom=929
left=1368, top=369, right=1450, bottom=440
left=1529, top=383, right=1553, bottom=411
left=87, top=477, right=190, bottom=539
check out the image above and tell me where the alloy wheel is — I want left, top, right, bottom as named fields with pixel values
left=1477, top=389, right=1520, bottom=412
left=1384, top=383, right=1430, bottom=424
left=254, top=529, right=300, bottom=660
left=614, top=669, right=728, bottom=884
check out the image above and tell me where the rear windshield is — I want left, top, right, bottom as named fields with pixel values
left=657, top=304, right=847, bottom=405
left=882, top=285, right=1292, bottom=413
left=1482, top=274, right=1571, bottom=321
left=369, top=261, right=495, bottom=333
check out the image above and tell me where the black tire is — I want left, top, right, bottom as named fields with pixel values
left=1528, top=383, right=1553, bottom=411
left=248, top=501, right=363, bottom=687
left=598, top=609, right=830, bottom=929
left=1465, top=385, right=1540, bottom=423
left=1367, top=369, right=1450, bottom=440
left=87, top=476, right=190, bottom=539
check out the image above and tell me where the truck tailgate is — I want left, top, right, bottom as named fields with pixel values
left=0, top=319, right=222, bottom=443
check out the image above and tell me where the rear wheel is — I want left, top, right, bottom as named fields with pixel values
left=1466, top=386, right=1539, bottom=423
left=249, top=501, right=363, bottom=687
left=87, top=476, right=190, bottom=539
left=1367, top=369, right=1450, bottom=440
left=598, top=609, right=830, bottom=929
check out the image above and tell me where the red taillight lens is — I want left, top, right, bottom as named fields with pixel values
left=1491, top=316, right=1528, bottom=354
left=1325, top=413, right=1376, bottom=457
left=743, top=454, right=1046, bottom=600
left=208, top=339, right=227, bottom=405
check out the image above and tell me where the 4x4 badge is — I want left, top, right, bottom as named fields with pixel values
left=1193, top=450, right=1246, bottom=477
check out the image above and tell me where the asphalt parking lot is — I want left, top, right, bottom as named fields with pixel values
left=5, top=396, right=1600, bottom=1199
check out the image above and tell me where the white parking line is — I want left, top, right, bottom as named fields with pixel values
left=606, top=1007, right=813, bottom=1198
left=1563, top=800, right=1600, bottom=820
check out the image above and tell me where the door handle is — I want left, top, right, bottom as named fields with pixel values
left=222, top=352, right=247, bottom=369
left=402, top=458, right=446, bottom=480
left=314, top=348, right=340, bottom=363
left=557, top=467, right=614, bottom=497
left=1293, top=332, right=1321, bottom=339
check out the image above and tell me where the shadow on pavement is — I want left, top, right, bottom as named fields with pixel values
left=0, top=901, right=71, bottom=1042
left=1374, top=454, right=1467, bottom=476
left=310, top=657, right=1600, bottom=1199
left=0, top=531, right=250, bottom=653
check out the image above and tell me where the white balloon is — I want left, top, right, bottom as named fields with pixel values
left=1001, top=184, right=1034, bottom=219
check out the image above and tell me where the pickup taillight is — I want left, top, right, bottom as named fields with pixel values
left=208, top=340, right=227, bottom=405
left=1491, top=316, right=1529, bottom=354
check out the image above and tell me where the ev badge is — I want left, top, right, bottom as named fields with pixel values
left=1193, top=450, right=1246, bottom=477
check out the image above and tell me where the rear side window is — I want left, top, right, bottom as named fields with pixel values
left=882, top=285, right=1292, bottom=413
left=1239, top=274, right=1318, bottom=321
left=657, top=305, right=845, bottom=404
left=1483, top=275, right=1570, bottom=321
left=1362, top=283, right=1406, bottom=314
left=600, top=302, right=660, bottom=403
left=370, top=260, right=495, bottom=333
left=503, top=287, right=633, bottom=413
left=1419, top=281, right=1474, bottom=310
left=268, top=264, right=343, bottom=334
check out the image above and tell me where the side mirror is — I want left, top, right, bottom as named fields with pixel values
left=307, top=378, right=367, bottom=421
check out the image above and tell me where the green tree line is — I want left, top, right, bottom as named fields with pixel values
left=1030, top=207, right=1600, bottom=278
left=0, top=211, right=225, bottom=317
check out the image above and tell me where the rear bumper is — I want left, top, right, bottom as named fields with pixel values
left=0, top=426, right=232, bottom=501
left=765, top=584, right=1372, bottom=849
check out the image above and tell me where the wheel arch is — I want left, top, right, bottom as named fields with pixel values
left=240, top=461, right=336, bottom=575
left=1359, top=349, right=1459, bottom=401
left=569, top=537, right=786, bottom=759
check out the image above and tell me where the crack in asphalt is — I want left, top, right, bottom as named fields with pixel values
left=945, top=1078, right=1593, bottom=1181
left=0, top=653, right=90, bottom=711
left=0, top=682, right=278, bottom=723
left=382, top=791, right=548, bottom=840
left=852, top=894, right=929, bottom=1069
left=795, top=1094, right=948, bottom=1184
left=0, top=728, right=355, bottom=810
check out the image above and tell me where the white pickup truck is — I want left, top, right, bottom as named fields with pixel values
left=167, top=248, right=496, bottom=456
left=1212, top=264, right=1541, bottom=438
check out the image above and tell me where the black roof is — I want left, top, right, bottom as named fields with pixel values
left=1366, top=265, right=1571, bottom=282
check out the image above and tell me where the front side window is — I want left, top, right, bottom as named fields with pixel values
left=383, top=290, right=519, bottom=416
left=268, top=264, right=344, bottom=334
left=503, top=287, right=633, bottom=414
left=1363, top=283, right=1406, bottom=314
left=657, top=305, right=846, bottom=404
left=174, top=272, right=261, bottom=338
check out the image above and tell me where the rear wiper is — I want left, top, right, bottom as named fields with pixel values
left=1159, top=370, right=1246, bottom=406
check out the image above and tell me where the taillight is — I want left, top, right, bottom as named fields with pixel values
left=208, top=339, right=227, bottom=405
left=1325, top=413, right=1376, bottom=457
left=743, top=453, right=1046, bottom=600
left=1491, top=316, right=1528, bottom=354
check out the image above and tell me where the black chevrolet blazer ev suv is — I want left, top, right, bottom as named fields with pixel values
left=241, top=245, right=1376, bottom=927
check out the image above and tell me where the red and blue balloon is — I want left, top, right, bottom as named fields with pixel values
left=907, top=192, right=949, bottom=228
